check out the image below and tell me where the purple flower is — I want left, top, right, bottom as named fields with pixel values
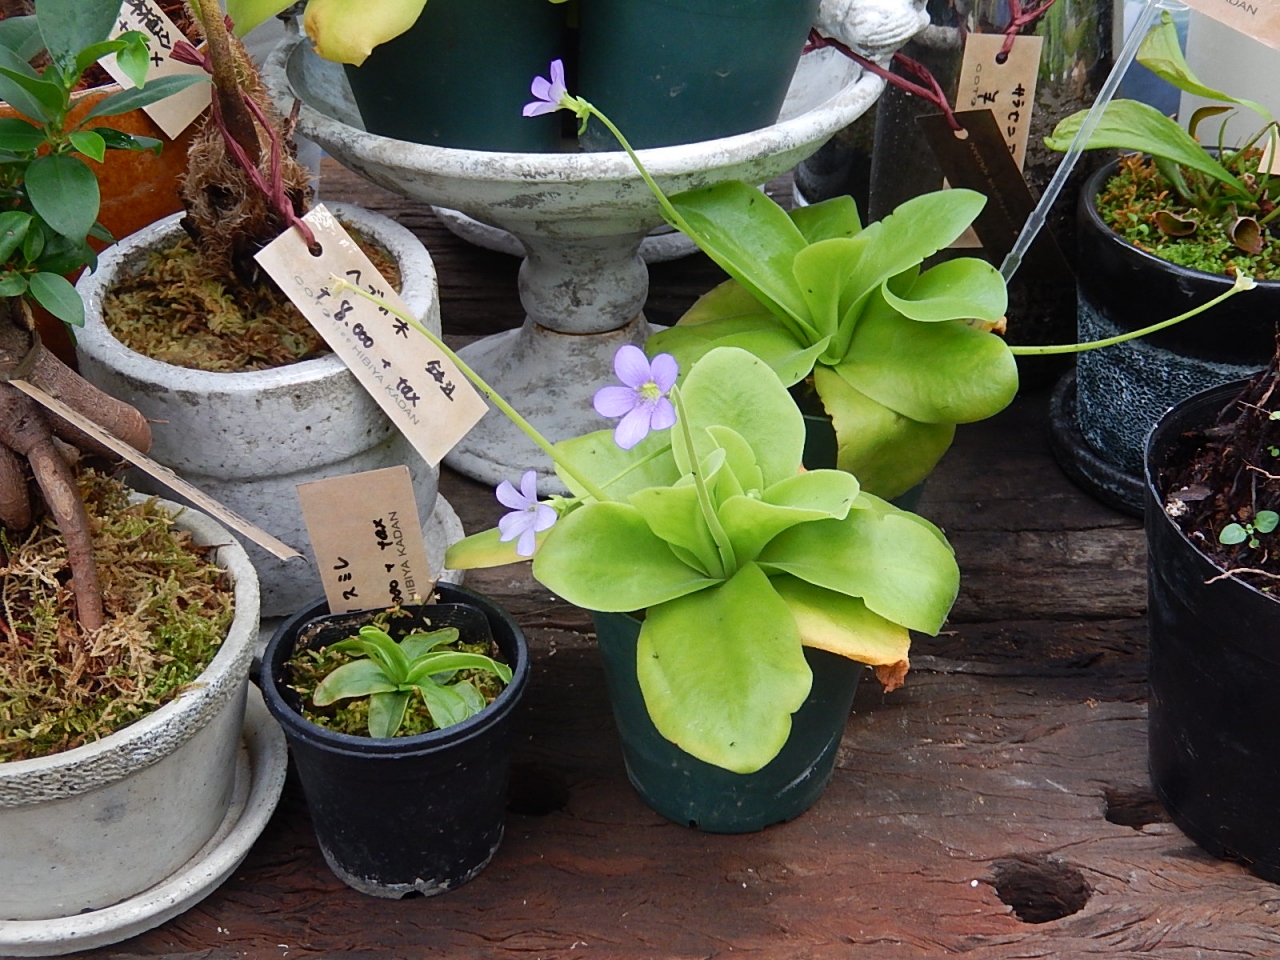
left=496, top=470, right=558, bottom=557
left=523, top=59, right=568, bottom=117
left=593, top=345, right=678, bottom=450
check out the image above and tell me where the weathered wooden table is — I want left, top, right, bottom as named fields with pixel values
left=67, top=163, right=1280, bottom=959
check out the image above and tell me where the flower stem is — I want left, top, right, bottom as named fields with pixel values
left=671, top=386, right=737, bottom=579
left=1008, top=273, right=1255, bottom=356
left=332, top=279, right=611, bottom=503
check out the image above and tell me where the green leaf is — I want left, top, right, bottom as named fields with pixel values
left=718, top=470, right=860, bottom=562
left=880, top=257, right=1007, bottom=324
left=26, top=153, right=99, bottom=242
left=834, top=295, right=1019, bottom=425
left=352, top=625, right=411, bottom=681
left=532, top=501, right=718, bottom=612
left=0, top=273, right=28, bottom=298
left=553, top=426, right=679, bottom=501
left=414, top=680, right=474, bottom=730
left=1218, top=523, right=1247, bottom=545
left=399, top=627, right=459, bottom=661
left=1255, top=510, right=1279, bottom=534
left=31, top=229, right=93, bottom=276
left=772, top=574, right=910, bottom=666
left=82, top=74, right=209, bottom=120
left=404, top=651, right=511, bottom=686
left=73, top=38, right=128, bottom=78
left=1045, top=100, right=1247, bottom=194
left=704, top=425, right=763, bottom=498
left=312, top=659, right=399, bottom=705
left=637, top=562, right=812, bottom=774
left=678, top=346, right=806, bottom=487
left=453, top=680, right=486, bottom=715
left=227, top=0, right=299, bottom=37
left=0, top=117, right=47, bottom=153
left=368, top=690, right=411, bottom=738
left=93, top=126, right=163, bottom=155
left=789, top=194, right=862, bottom=242
left=106, top=33, right=151, bottom=89
left=1137, top=10, right=1271, bottom=122
left=28, top=271, right=83, bottom=326
left=628, top=482, right=722, bottom=579
left=0, top=211, right=32, bottom=265
left=0, top=64, right=63, bottom=124
left=68, top=129, right=106, bottom=163
left=813, top=365, right=956, bottom=500
left=21, top=220, right=44, bottom=262
left=757, top=508, right=960, bottom=634
left=37, top=0, right=121, bottom=71
left=446, top=526, right=545, bottom=570
left=0, top=16, right=44, bottom=63
left=669, top=180, right=814, bottom=338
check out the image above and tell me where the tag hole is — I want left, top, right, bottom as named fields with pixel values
left=995, top=52, right=1009, bottom=65
left=308, top=242, right=324, bottom=257
left=953, top=127, right=971, bottom=141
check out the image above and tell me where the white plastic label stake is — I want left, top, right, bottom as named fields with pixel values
left=255, top=205, right=488, bottom=467
left=296, top=466, right=434, bottom=614
left=100, top=0, right=210, bottom=139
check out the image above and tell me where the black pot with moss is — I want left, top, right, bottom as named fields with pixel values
left=261, top=584, right=530, bottom=898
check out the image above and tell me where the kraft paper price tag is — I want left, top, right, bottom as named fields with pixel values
left=296, top=467, right=434, bottom=614
left=10, top=378, right=302, bottom=561
left=956, top=34, right=1043, bottom=173
left=255, top=205, right=488, bottom=467
left=1180, top=0, right=1280, bottom=53
left=100, top=0, right=211, bottom=140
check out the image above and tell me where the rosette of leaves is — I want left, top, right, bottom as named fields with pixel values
left=1047, top=11, right=1280, bottom=257
left=312, top=624, right=512, bottom=738
left=447, top=346, right=960, bottom=774
left=0, top=0, right=206, bottom=325
left=643, top=185, right=1018, bottom=500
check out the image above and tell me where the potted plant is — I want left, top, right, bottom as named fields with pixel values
left=436, top=339, right=960, bottom=831
left=229, top=0, right=570, bottom=151
left=0, top=7, right=278, bottom=938
left=1144, top=351, right=1280, bottom=883
left=1044, top=11, right=1280, bottom=514
left=259, top=585, right=530, bottom=896
left=72, top=0, right=447, bottom=616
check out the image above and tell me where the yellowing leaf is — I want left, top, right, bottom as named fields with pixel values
left=773, top=575, right=910, bottom=666
left=305, top=0, right=429, bottom=66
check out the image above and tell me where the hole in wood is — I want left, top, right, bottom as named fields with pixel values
left=507, top=762, right=570, bottom=816
left=1104, top=785, right=1171, bottom=830
left=989, top=856, right=1091, bottom=923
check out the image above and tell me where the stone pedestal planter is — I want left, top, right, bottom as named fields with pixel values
left=75, top=203, right=455, bottom=615
left=0, top=499, right=261, bottom=925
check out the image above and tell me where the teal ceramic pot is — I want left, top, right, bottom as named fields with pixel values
left=577, top=0, right=822, bottom=150
left=592, top=609, right=862, bottom=832
left=343, top=0, right=568, bottom=151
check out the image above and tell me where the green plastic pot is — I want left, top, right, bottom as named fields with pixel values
left=577, top=0, right=821, bottom=150
left=592, top=609, right=862, bottom=832
left=343, top=0, right=567, bottom=151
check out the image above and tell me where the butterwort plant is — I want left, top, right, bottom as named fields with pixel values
left=0, top=0, right=207, bottom=325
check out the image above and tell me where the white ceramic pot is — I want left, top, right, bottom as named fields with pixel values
left=75, top=203, right=445, bottom=615
left=0, top=498, right=260, bottom=922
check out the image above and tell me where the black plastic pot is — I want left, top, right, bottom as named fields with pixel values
left=261, top=585, right=530, bottom=897
left=343, top=0, right=567, bottom=151
left=1049, top=159, right=1278, bottom=516
left=576, top=0, right=820, bottom=151
left=1145, top=380, right=1280, bottom=883
left=592, top=610, right=862, bottom=833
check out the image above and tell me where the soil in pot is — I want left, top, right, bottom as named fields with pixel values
left=0, top=470, right=235, bottom=762
left=99, top=227, right=402, bottom=372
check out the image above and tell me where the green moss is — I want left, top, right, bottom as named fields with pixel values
left=0, top=472, right=235, bottom=762
left=1096, top=152, right=1280, bottom=280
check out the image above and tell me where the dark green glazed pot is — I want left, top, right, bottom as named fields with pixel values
left=592, top=609, right=862, bottom=832
left=577, top=0, right=821, bottom=150
left=343, top=0, right=567, bottom=151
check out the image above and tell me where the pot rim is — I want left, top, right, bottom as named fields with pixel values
left=73, top=201, right=439, bottom=391
left=1081, top=156, right=1280, bottom=290
left=261, top=583, right=530, bottom=758
left=0, top=496, right=260, bottom=801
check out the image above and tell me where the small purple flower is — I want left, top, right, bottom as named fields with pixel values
left=496, top=470, right=558, bottom=557
left=523, top=59, right=568, bottom=117
left=593, top=345, right=678, bottom=450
